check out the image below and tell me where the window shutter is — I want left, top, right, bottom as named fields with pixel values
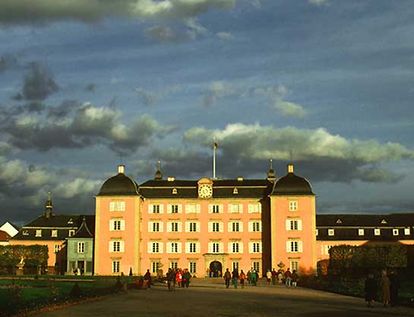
left=248, top=221, right=253, bottom=232
left=178, top=204, right=183, bottom=213
left=185, top=222, right=189, bottom=232
left=121, top=220, right=125, bottom=231
left=219, top=204, right=224, bottom=213
left=159, top=222, right=164, bottom=232
left=109, top=241, right=113, bottom=252
left=167, top=222, right=172, bottom=233
left=228, top=222, right=232, bottom=232
left=148, top=242, right=152, bottom=253
left=239, top=222, right=244, bottom=232
left=298, top=219, right=303, bottom=231
left=159, top=205, right=164, bottom=214
left=239, top=242, right=244, bottom=253
left=159, top=242, right=163, bottom=253
left=148, top=204, right=153, bottom=213
left=148, top=222, right=153, bottom=232
left=120, top=241, right=125, bottom=252
left=177, top=242, right=182, bottom=253
left=286, top=241, right=290, bottom=252
left=285, top=220, right=290, bottom=231
left=208, top=205, right=212, bottom=213
left=227, top=242, right=232, bottom=253
left=208, top=222, right=212, bottom=232
left=178, top=222, right=182, bottom=232
left=298, top=241, right=303, bottom=253
left=167, top=204, right=171, bottom=214
left=196, top=221, right=200, bottom=232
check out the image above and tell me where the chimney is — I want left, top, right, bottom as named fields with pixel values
left=118, top=165, right=125, bottom=174
left=288, top=163, right=294, bottom=174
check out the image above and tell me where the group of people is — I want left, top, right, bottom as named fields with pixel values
left=264, top=268, right=299, bottom=287
left=365, top=270, right=399, bottom=307
left=165, top=268, right=192, bottom=291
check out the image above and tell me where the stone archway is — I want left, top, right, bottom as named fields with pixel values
left=209, top=260, right=222, bottom=277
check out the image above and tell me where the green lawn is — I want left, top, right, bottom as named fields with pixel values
left=0, top=276, right=125, bottom=317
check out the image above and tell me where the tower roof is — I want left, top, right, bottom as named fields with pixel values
left=271, top=163, right=313, bottom=195
left=97, top=165, right=139, bottom=196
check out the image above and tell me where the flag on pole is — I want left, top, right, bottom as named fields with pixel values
left=214, top=141, right=218, bottom=149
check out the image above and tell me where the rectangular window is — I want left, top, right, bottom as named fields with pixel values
left=212, top=222, right=220, bottom=232
left=112, top=261, right=120, bottom=273
left=113, top=241, right=121, bottom=252
left=290, top=260, right=299, bottom=272
left=109, top=201, right=125, bottom=212
left=51, top=230, right=58, bottom=237
left=248, top=203, right=261, bottom=213
left=170, top=205, right=179, bottom=213
left=212, top=205, right=220, bottom=213
left=151, top=261, right=160, bottom=274
left=69, top=229, right=75, bottom=237
left=315, top=229, right=318, bottom=236
left=113, top=220, right=121, bottom=231
left=358, top=228, right=364, bottom=236
left=171, top=222, right=179, bottom=232
left=212, top=242, right=220, bottom=253
left=189, top=262, right=197, bottom=274
left=287, top=240, right=303, bottom=253
left=328, top=229, right=335, bottom=236
left=229, top=204, right=242, bottom=213
left=35, top=229, right=42, bottom=237
left=289, top=201, right=298, bottom=211
left=252, top=261, right=260, bottom=273
left=77, top=242, right=85, bottom=253
left=170, top=242, right=179, bottom=253
left=290, top=220, right=298, bottom=230
left=392, top=229, right=399, bottom=236
left=404, top=228, right=411, bottom=235
left=232, top=261, right=239, bottom=271
left=170, top=261, right=178, bottom=269
left=153, top=222, right=160, bottom=232
left=152, top=242, right=160, bottom=253
left=249, top=221, right=261, bottom=232
left=250, top=242, right=261, bottom=253
left=189, top=222, right=197, bottom=232
left=374, top=228, right=381, bottom=236
left=54, top=244, right=61, bottom=253
left=232, top=222, right=240, bottom=232
left=152, top=205, right=160, bottom=214
left=185, top=204, right=200, bottom=214
left=189, top=242, right=197, bottom=253
left=232, top=242, right=239, bottom=253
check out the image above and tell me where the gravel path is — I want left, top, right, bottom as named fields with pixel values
left=32, top=281, right=414, bottom=317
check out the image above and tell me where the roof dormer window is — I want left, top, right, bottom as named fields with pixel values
left=172, top=188, right=177, bottom=195
left=233, top=187, right=238, bottom=194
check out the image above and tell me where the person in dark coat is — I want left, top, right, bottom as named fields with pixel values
left=232, top=268, right=239, bottom=289
left=224, top=268, right=231, bottom=288
left=364, top=273, right=377, bottom=307
left=144, top=269, right=152, bottom=288
left=389, top=271, right=399, bottom=306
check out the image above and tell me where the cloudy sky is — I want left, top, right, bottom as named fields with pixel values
left=1, top=0, right=414, bottom=224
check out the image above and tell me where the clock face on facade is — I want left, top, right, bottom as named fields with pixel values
left=198, top=184, right=213, bottom=198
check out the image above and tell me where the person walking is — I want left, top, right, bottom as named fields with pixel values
left=271, top=268, right=277, bottom=285
left=183, top=269, right=191, bottom=288
left=291, top=270, right=298, bottom=287
left=232, top=268, right=239, bottom=289
left=224, top=268, right=231, bottom=288
left=251, top=268, right=258, bottom=286
left=284, top=268, right=292, bottom=287
left=364, top=273, right=377, bottom=307
left=266, top=270, right=272, bottom=285
left=380, top=270, right=391, bottom=307
left=144, top=269, right=152, bottom=288
left=239, top=270, right=246, bottom=289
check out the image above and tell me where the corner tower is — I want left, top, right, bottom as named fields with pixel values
left=269, top=163, right=316, bottom=274
left=94, top=165, right=142, bottom=275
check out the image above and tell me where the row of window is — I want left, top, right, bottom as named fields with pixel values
left=147, top=221, right=262, bottom=233
left=108, top=240, right=263, bottom=254
left=31, top=229, right=75, bottom=238
left=324, top=227, right=411, bottom=237
left=148, top=203, right=261, bottom=214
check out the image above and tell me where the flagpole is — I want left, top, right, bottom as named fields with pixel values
left=213, top=139, right=217, bottom=179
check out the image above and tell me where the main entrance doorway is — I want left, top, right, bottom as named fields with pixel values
left=209, top=261, right=222, bottom=277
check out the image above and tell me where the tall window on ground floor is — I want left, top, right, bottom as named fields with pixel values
left=151, top=261, right=161, bottom=274
left=112, top=260, right=120, bottom=273
left=290, top=260, right=299, bottom=272
left=189, top=262, right=197, bottom=274
left=232, top=261, right=239, bottom=271
left=252, top=261, right=260, bottom=273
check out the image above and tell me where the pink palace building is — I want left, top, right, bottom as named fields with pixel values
left=94, top=163, right=317, bottom=276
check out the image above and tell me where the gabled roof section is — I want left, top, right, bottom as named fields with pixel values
left=70, top=217, right=94, bottom=238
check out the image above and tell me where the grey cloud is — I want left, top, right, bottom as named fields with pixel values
left=21, top=62, right=58, bottom=101
left=0, top=101, right=171, bottom=155
left=134, top=85, right=182, bottom=106
left=0, top=54, right=18, bottom=72
left=180, top=123, right=414, bottom=183
left=0, top=0, right=236, bottom=25
left=201, top=81, right=235, bottom=107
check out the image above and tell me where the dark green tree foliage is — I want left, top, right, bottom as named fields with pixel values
left=0, top=245, right=48, bottom=274
left=329, top=244, right=407, bottom=276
